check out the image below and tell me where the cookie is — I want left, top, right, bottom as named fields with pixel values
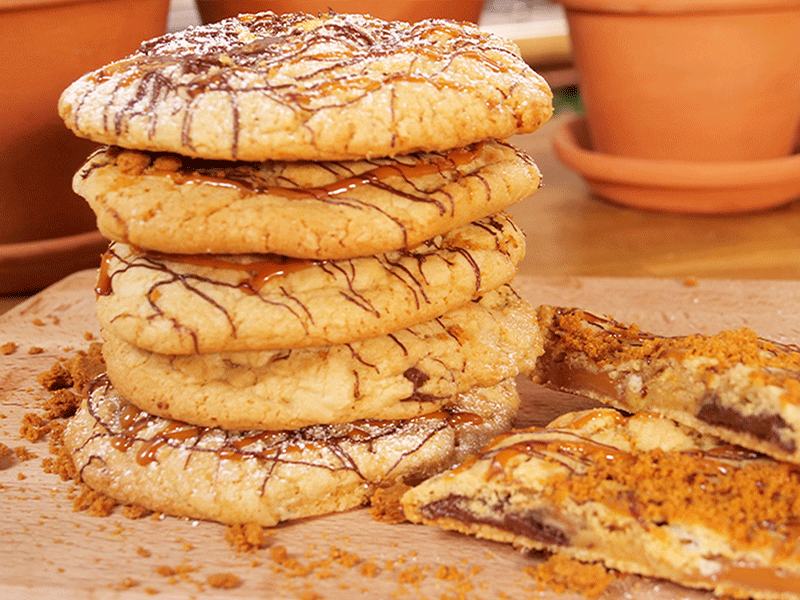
left=58, top=12, right=553, bottom=162
left=95, top=212, right=525, bottom=354
left=402, top=408, right=800, bottom=600
left=65, top=375, right=520, bottom=527
left=101, top=285, right=542, bottom=430
left=531, top=305, right=800, bottom=464
left=74, top=141, right=541, bottom=258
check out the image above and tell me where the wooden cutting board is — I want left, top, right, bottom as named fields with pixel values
left=2, top=270, right=799, bottom=600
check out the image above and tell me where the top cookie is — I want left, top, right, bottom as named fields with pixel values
left=58, top=11, right=553, bottom=161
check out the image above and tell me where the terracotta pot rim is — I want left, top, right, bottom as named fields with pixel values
left=0, top=0, right=131, bottom=12
left=553, top=116, right=800, bottom=190
left=557, top=0, right=800, bottom=15
left=0, top=230, right=106, bottom=262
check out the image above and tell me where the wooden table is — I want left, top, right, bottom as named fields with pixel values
left=4, top=270, right=800, bottom=600
left=507, top=112, right=800, bottom=281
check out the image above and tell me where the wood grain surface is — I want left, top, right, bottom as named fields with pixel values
left=2, top=270, right=799, bottom=599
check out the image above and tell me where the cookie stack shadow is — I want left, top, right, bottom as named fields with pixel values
left=57, top=11, right=553, bottom=526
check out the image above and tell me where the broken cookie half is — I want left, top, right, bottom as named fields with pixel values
left=531, top=305, right=800, bottom=464
left=402, top=408, right=800, bottom=600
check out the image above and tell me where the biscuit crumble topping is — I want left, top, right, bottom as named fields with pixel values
left=545, top=443, right=800, bottom=552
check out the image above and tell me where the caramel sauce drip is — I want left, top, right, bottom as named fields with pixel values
left=95, top=246, right=317, bottom=298
left=95, top=248, right=114, bottom=296
left=145, top=251, right=317, bottom=294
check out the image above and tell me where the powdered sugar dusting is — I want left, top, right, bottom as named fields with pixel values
left=58, top=11, right=552, bottom=161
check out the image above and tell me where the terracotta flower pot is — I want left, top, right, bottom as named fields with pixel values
left=0, top=0, right=169, bottom=293
left=195, top=0, right=485, bottom=24
left=558, top=0, right=800, bottom=162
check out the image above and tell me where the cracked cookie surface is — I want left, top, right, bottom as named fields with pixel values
left=74, top=141, right=540, bottom=258
left=66, top=375, right=520, bottom=527
left=95, top=213, right=525, bottom=354
left=59, top=11, right=553, bottom=162
left=402, top=408, right=800, bottom=600
left=101, top=285, right=542, bottom=430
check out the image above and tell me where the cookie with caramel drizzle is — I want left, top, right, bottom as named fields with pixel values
left=532, top=306, right=800, bottom=465
left=74, top=140, right=540, bottom=259
left=95, top=213, right=525, bottom=354
left=65, top=375, right=519, bottom=527
left=58, top=11, right=552, bottom=162
left=101, top=285, right=542, bottom=430
left=403, top=408, right=800, bottom=600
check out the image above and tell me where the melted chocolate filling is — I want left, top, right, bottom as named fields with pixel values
left=420, top=494, right=569, bottom=546
left=698, top=394, right=796, bottom=454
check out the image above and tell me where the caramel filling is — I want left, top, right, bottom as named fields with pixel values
left=707, top=563, right=800, bottom=594
left=540, top=355, right=624, bottom=404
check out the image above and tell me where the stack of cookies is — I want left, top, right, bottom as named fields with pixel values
left=58, top=11, right=553, bottom=526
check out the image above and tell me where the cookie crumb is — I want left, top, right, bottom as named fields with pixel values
left=330, top=546, right=362, bottom=569
left=137, top=546, right=152, bottom=558
left=72, top=484, right=118, bottom=517
left=14, top=445, right=37, bottom=461
left=28, top=346, right=45, bottom=355
left=37, top=361, right=73, bottom=391
left=207, top=572, right=242, bottom=589
left=156, top=565, right=174, bottom=577
left=359, top=561, right=381, bottom=578
left=152, top=155, right=182, bottom=172
left=0, top=441, right=13, bottom=465
left=525, top=554, right=618, bottom=600
left=1, top=342, right=17, bottom=355
left=121, top=504, right=153, bottom=519
left=20, top=413, right=48, bottom=442
left=116, top=150, right=152, bottom=175
left=118, top=577, right=139, bottom=590
left=369, top=482, right=411, bottom=524
left=42, top=389, right=80, bottom=419
left=683, top=275, right=699, bottom=287
left=225, top=522, right=270, bottom=552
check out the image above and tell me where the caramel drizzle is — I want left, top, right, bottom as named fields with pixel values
left=475, top=413, right=800, bottom=545
left=166, top=142, right=485, bottom=213
left=77, top=375, right=484, bottom=489
left=97, top=246, right=314, bottom=297
left=95, top=213, right=504, bottom=352
left=77, top=14, right=529, bottom=158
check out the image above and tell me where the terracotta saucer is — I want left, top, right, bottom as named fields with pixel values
left=0, top=230, right=107, bottom=295
left=552, top=116, right=800, bottom=214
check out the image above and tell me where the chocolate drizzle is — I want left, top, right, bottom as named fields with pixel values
left=95, top=211, right=519, bottom=353
left=66, top=12, right=543, bottom=159
left=76, top=374, right=485, bottom=488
